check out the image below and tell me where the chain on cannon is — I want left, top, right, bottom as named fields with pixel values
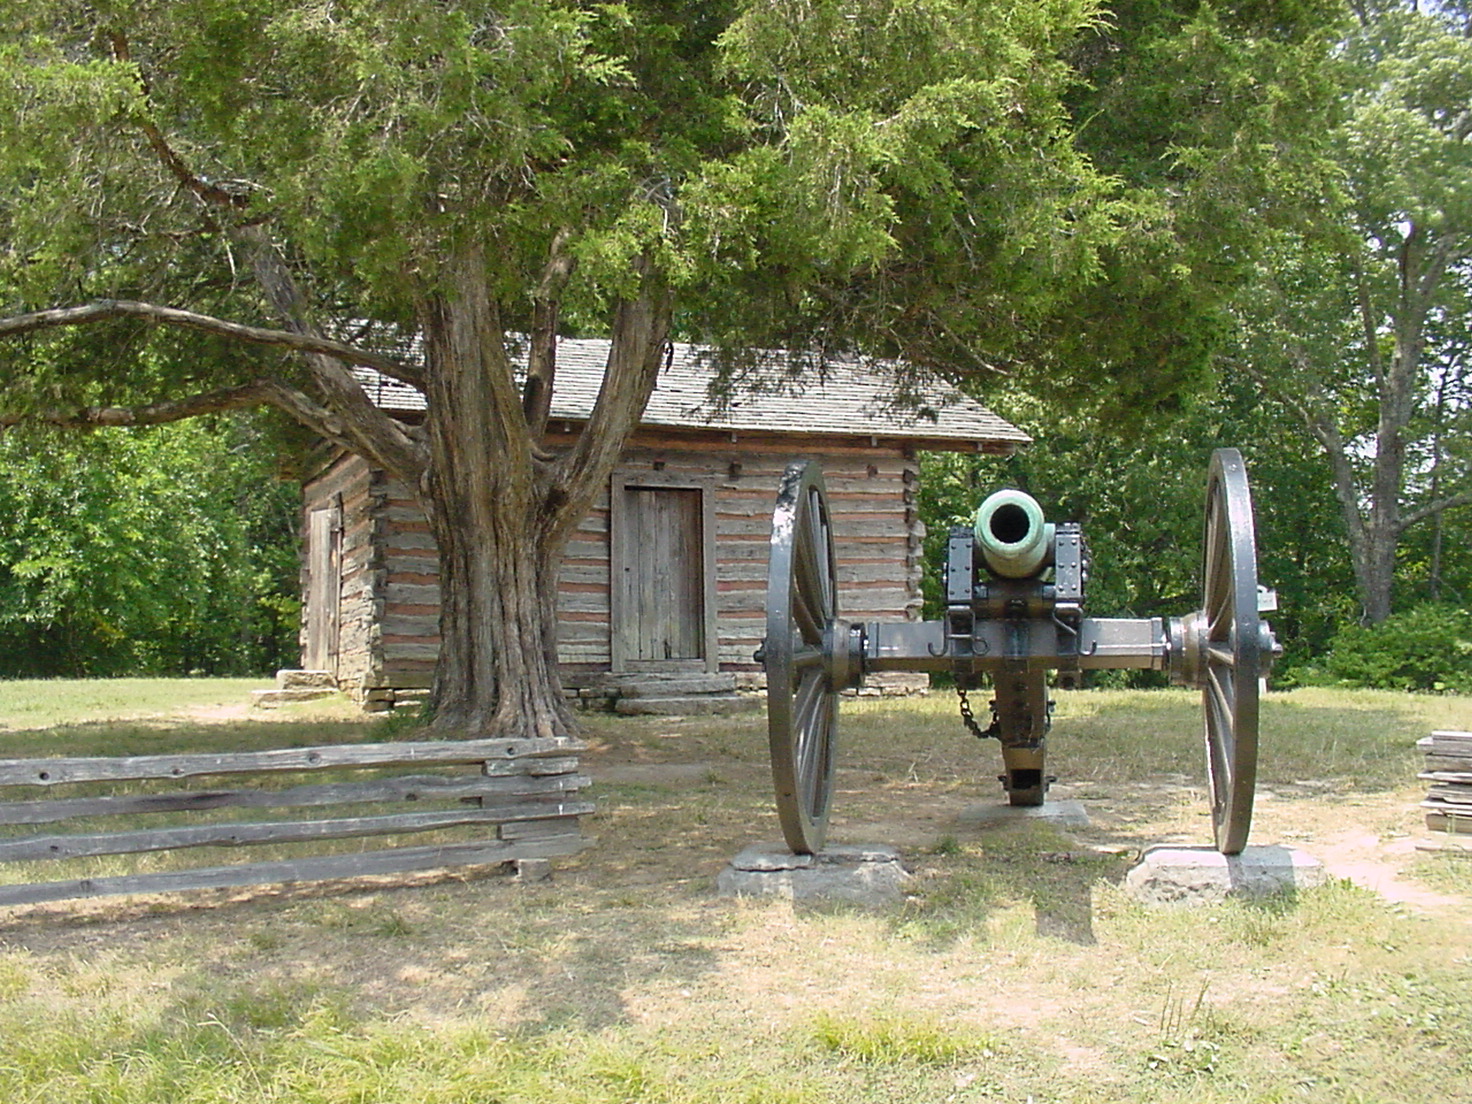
left=758, top=449, right=1281, bottom=858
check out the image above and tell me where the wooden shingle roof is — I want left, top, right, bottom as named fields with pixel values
left=353, top=338, right=1029, bottom=452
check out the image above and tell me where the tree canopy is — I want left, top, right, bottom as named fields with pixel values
left=0, top=1, right=1355, bottom=727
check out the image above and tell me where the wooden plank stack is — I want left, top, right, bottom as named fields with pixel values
left=0, top=737, right=591, bottom=906
left=1418, top=730, right=1472, bottom=852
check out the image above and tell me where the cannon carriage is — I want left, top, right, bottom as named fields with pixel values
left=758, top=448, right=1279, bottom=857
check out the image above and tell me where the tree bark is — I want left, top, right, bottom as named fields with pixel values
left=418, top=247, right=672, bottom=738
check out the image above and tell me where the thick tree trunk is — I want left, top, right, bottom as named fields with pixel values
left=416, top=247, right=671, bottom=738
left=426, top=470, right=574, bottom=739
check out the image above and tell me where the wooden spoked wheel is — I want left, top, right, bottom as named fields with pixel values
left=1199, top=448, right=1264, bottom=854
left=763, top=461, right=843, bottom=854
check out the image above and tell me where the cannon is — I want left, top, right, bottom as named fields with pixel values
left=758, top=448, right=1279, bottom=857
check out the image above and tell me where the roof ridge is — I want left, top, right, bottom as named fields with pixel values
left=349, top=336, right=1029, bottom=448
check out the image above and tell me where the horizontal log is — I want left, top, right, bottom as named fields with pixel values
left=563, top=540, right=608, bottom=561
left=498, top=816, right=586, bottom=842
left=383, top=530, right=438, bottom=552
left=1423, top=784, right=1472, bottom=805
left=0, top=834, right=589, bottom=908
left=712, top=491, right=902, bottom=516
left=558, top=564, right=611, bottom=587
left=556, top=620, right=610, bottom=643
left=382, top=615, right=440, bottom=638
left=715, top=589, right=907, bottom=615
left=483, top=756, right=583, bottom=777
left=0, top=738, right=585, bottom=788
left=1420, top=771, right=1472, bottom=785
left=1421, top=732, right=1472, bottom=753
left=0, top=801, right=593, bottom=863
left=382, top=642, right=441, bottom=661
left=716, top=561, right=916, bottom=586
left=382, top=504, right=431, bottom=523
left=715, top=515, right=906, bottom=539
left=385, top=583, right=441, bottom=606
left=0, top=772, right=591, bottom=827
left=716, top=540, right=905, bottom=563
left=1424, top=813, right=1472, bottom=834
left=387, top=570, right=438, bottom=586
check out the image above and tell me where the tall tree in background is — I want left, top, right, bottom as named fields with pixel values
left=0, top=1, right=1152, bottom=736
left=1228, top=0, right=1472, bottom=624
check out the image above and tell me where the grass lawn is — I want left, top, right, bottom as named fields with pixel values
left=0, top=681, right=1469, bottom=1103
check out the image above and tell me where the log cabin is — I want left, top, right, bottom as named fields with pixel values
left=297, top=340, right=1028, bottom=711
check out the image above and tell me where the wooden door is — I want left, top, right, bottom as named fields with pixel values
left=618, top=486, right=706, bottom=664
left=304, top=505, right=342, bottom=674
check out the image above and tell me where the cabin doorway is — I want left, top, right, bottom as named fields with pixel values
left=304, top=504, right=342, bottom=675
left=610, top=475, right=718, bottom=673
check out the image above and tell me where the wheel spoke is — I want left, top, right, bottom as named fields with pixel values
left=791, top=645, right=825, bottom=671
left=790, top=578, right=824, bottom=644
left=1206, top=645, right=1237, bottom=668
left=1206, top=666, right=1235, bottom=757
left=794, top=673, right=827, bottom=801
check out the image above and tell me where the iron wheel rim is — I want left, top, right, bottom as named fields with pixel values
left=1201, top=448, right=1261, bottom=854
left=764, top=461, right=840, bottom=854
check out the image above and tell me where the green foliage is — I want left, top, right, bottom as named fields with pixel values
left=0, top=417, right=299, bottom=676
left=1316, top=604, right=1472, bottom=693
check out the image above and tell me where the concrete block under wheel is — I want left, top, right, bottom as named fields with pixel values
left=1126, top=845, right=1327, bottom=905
left=959, top=799, right=1091, bottom=830
left=718, top=843, right=911, bottom=907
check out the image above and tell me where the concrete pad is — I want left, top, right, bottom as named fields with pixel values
left=958, top=799, right=1091, bottom=830
left=1126, top=845, right=1327, bottom=906
left=717, top=843, right=910, bottom=907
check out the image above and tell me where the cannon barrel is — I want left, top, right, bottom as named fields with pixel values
left=973, top=489, right=1055, bottom=578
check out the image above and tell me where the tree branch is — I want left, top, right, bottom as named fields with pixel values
left=0, top=376, right=405, bottom=463
left=108, top=30, right=250, bottom=212
left=238, top=226, right=428, bottom=486
left=1399, top=489, right=1472, bottom=532
left=522, top=227, right=578, bottom=438
left=554, top=256, right=673, bottom=533
left=0, top=300, right=422, bottom=387
left=1, top=380, right=281, bottom=428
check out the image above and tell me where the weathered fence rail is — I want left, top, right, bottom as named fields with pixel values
left=0, top=737, right=591, bottom=907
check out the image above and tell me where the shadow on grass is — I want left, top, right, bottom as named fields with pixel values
left=0, top=859, right=727, bottom=1034
left=897, top=823, right=1134, bottom=948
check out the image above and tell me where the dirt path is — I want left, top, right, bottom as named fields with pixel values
left=1315, top=826, right=1468, bottom=918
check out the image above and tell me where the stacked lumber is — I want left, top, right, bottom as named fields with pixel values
left=0, top=737, right=591, bottom=906
left=1418, top=730, right=1472, bottom=852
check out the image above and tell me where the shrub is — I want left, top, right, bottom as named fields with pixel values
left=1321, top=604, right=1472, bottom=692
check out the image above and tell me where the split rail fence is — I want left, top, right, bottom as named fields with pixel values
left=0, top=738, right=591, bottom=907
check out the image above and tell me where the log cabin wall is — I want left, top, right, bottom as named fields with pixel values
left=607, top=432, right=922, bottom=675
left=302, top=428, right=926, bottom=702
